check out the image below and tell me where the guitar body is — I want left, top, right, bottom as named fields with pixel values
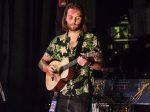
left=46, top=58, right=75, bottom=91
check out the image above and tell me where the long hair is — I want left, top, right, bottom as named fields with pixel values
left=62, top=3, right=87, bottom=32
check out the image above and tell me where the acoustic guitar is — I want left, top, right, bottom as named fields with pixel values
left=46, top=51, right=99, bottom=91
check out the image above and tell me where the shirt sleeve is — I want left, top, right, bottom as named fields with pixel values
left=92, top=35, right=103, bottom=63
left=45, top=37, right=58, bottom=57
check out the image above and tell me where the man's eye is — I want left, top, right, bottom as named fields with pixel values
left=76, top=17, right=81, bottom=20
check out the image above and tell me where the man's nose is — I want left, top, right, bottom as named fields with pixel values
left=71, top=18, right=76, bottom=24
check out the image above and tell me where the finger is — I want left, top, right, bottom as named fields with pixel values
left=80, top=53, right=84, bottom=56
left=47, top=67, right=54, bottom=74
left=49, top=65, right=56, bottom=70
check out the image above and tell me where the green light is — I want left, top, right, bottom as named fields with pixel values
left=114, top=38, right=138, bottom=42
left=108, top=44, right=113, bottom=49
left=124, top=44, right=129, bottom=49
left=114, top=27, right=120, bottom=38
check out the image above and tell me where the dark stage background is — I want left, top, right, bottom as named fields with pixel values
left=0, top=0, right=150, bottom=112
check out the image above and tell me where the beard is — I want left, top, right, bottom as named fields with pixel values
left=67, top=23, right=82, bottom=31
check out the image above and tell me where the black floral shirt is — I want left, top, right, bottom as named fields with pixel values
left=46, top=31, right=102, bottom=96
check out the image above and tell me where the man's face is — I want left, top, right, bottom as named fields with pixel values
left=66, top=8, right=82, bottom=31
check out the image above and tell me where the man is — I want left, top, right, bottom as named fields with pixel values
left=38, top=3, right=103, bottom=112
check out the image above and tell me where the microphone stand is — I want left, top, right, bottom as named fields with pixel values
left=0, top=81, right=6, bottom=102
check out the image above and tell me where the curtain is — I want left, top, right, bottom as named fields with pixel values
left=0, top=0, right=58, bottom=112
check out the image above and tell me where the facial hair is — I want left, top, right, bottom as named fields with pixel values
left=67, top=23, right=82, bottom=31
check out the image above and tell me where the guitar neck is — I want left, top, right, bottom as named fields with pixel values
left=61, top=51, right=98, bottom=72
left=63, top=59, right=78, bottom=71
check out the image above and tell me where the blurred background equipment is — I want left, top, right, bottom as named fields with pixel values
left=91, top=79, right=150, bottom=112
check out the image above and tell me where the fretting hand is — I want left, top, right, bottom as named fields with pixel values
left=77, top=56, right=88, bottom=66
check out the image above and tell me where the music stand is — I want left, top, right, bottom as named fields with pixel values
left=0, top=81, right=6, bottom=102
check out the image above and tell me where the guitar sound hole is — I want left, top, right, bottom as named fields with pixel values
left=58, top=67, right=63, bottom=74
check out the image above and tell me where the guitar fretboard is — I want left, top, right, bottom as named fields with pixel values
left=63, top=59, right=78, bottom=71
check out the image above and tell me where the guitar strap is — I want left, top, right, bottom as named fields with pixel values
left=49, top=92, right=58, bottom=112
left=74, top=32, right=85, bottom=59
